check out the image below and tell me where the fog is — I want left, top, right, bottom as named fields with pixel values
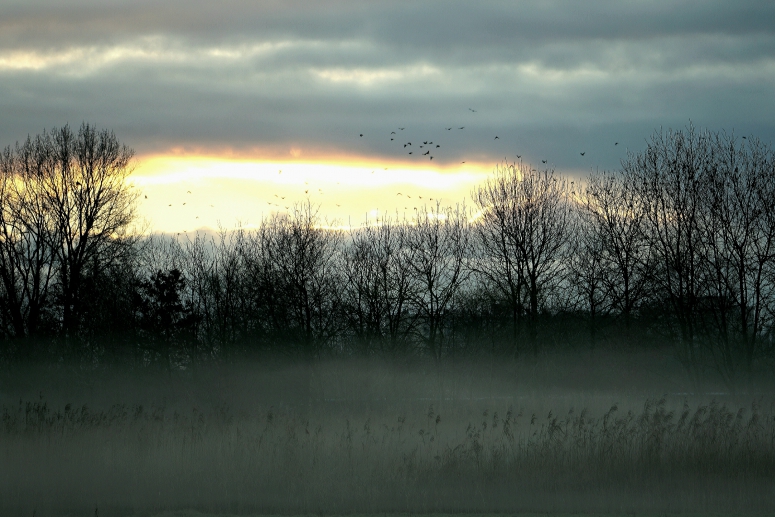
left=2, top=350, right=774, bottom=515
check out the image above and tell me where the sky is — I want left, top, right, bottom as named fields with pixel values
left=2, top=1, right=774, bottom=233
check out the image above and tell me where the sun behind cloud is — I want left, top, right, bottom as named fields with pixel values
left=132, top=152, right=490, bottom=233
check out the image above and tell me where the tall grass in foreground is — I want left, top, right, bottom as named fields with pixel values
left=1, top=396, right=774, bottom=515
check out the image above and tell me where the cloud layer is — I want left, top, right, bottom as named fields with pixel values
left=2, top=1, right=774, bottom=171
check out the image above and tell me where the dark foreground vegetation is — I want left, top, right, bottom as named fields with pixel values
left=1, top=354, right=774, bottom=515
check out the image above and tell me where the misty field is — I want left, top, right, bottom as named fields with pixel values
left=2, top=350, right=775, bottom=516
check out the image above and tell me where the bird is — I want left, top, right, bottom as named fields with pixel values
left=168, top=204, right=172, bottom=206
left=407, top=142, right=412, bottom=145
left=743, top=136, right=747, bottom=139
left=446, top=127, right=452, bottom=130
left=580, top=152, right=585, bottom=156
left=409, top=152, right=413, bottom=154
left=404, top=144, right=407, bottom=147
left=144, top=195, right=147, bottom=199
left=183, top=202, right=186, bottom=205
left=494, top=136, right=499, bottom=139
left=459, top=127, right=465, bottom=129
left=397, top=193, right=403, bottom=196
left=424, top=141, right=428, bottom=144
left=461, top=161, right=466, bottom=163
left=615, top=142, right=619, bottom=145
left=430, top=156, right=433, bottom=160
left=469, top=108, right=477, bottom=112
left=542, top=160, right=547, bottom=164
left=187, top=190, right=192, bottom=194
left=516, top=155, right=521, bottom=159
left=399, top=127, right=405, bottom=130
left=391, top=138, right=394, bottom=141
left=436, top=145, right=440, bottom=148
left=391, top=131, right=396, bottom=134
left=305, top=190, right=308, bottom=194
left=360, top=134, right=363, bottom=137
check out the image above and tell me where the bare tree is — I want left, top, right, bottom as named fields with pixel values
left=258, top=202, right=342, bottom=355
left=583, top=169, right=650, bottom=337
left=0, top=138, right=58, bottom=349
left=38, top=124, right=139, bottom=344
left=472, top=163, right=573, bottom=355
left=341, top=216, right=414, bottom=353
left=699, top=133, right=775, bottom=375
left=625, top=124, right=713, bottom=374
left=405, top=203, right=470, bottom=358
left=471, top=163, right=527, bottom=355
left=566, top=203, right=608, bottom=349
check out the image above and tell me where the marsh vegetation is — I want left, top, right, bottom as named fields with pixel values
left=2, top=354, right=775, bottom=515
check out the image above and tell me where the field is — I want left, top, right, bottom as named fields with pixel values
left=1, top=348, right=774, bottom=516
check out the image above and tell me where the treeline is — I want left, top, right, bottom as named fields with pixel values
left=2, top=123, right=775, bottom=379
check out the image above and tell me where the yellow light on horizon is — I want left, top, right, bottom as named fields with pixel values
left=130, top=153, right=491, bottom=233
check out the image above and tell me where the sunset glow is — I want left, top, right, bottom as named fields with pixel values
left=133, top=153, right=490, bottom=233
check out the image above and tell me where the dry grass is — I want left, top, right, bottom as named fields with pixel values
left=1, top=351, right=774, bottom=516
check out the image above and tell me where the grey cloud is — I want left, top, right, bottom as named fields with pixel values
left=1, top=1, right=774, bottom=173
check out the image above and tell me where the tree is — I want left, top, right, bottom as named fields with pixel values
left=258, top=202, right=342, bottom=355
left=41, top=124, right=139, bottom=344
left=134, top=268, right=199, bottom=370
left=341, top=216, right=414, bottom=353
left=0, top=123, right=138, bottom=359
left=472, top=163, right=573, bottom=355
left=583, top=169, right=650, bottom=337
left=405, top=203, right=470, bottom=358
left=0, top=137, right=58, bottom=351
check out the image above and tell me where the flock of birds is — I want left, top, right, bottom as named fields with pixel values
left=151, top=107, right=632, bottom=226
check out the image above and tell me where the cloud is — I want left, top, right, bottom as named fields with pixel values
left=1, top=1, right=774, bottom=173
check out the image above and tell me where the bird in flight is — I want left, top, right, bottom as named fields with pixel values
left=615, top=142, right=619, bottom=146
left=494, top=136, right=499, bottom=140
left=391, top=131, right=396, bottom=134
left=399, top=127, right=405, bottom=130
left=391, top=138, right=394, bottom=141
left=436, top=145, right=440, bottom=148
left=580, top=152, right=585, bottom=156
left=409, top=152, right=413, bottom=154
left=469, top=108, right=477, bottom=112
left=446, top=127, right=452, bottom=130
left=430, top=156, right=433, bottom=160
left=459, top=127, right=465, bottom=129
left=516, top=155, right=521, bottom=159
left=542, top=160, right=547, bottom=164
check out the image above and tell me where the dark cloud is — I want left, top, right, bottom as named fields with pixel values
left=1, top=1, right=774, bottom=172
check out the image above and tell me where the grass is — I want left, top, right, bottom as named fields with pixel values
left=1, top=350, right=774, bottom=515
